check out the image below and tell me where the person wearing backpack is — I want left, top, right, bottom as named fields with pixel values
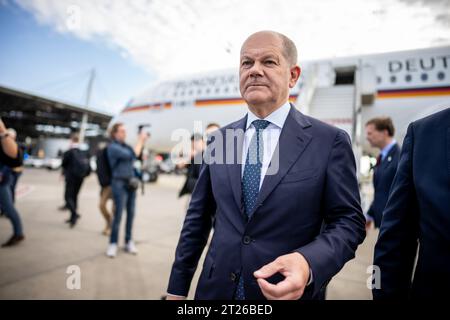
left=61, top=133, right=91, bottom=228
left=95, top=141, right=114, bottom=236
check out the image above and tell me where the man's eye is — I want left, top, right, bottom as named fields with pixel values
left=265, top=60, right=276, bottom=65
left=241, top=61, right=252, bottom=67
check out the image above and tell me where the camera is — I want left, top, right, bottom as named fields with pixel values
left=138, top=124, right=151, bottom=137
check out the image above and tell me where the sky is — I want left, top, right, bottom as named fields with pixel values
left=1, top=0, right=449, bottom=114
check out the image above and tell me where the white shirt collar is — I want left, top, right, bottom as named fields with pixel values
left=245, top=101, right=291, bottom=130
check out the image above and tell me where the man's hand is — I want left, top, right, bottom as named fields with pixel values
left=254, top=252, right=310, bottom=300
left=138, top=131, right=149, bottom=142
left=165, top=294, right=186, bottom=300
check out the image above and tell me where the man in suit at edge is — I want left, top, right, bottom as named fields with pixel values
left=365, top=117, right=400, bottom=229
left=166, top=30, right=366, bottom=300
left=373, top=108, right=450, bottom=299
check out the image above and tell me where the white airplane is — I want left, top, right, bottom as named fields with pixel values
left=111, top=45, right=450, bottom=162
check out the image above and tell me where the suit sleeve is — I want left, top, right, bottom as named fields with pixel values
left=167, top=161, right=217, bottom=296
left=372, top=123, right=419, bottom=300
left=295, top=130, right=366, bottom=297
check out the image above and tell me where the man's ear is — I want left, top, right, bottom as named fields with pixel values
left=289, top=66, right=301, bottom=88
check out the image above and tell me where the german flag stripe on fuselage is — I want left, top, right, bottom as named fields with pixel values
left=377, top=85, right=450, bottom=98
left=122, top=94, right=299, bottom=113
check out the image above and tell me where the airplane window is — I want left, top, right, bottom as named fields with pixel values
left=197, top=89, right=202, bottom=95
left=377, top=76, right=382, bottom=84
left=189, top=90, right=194, bottom=96
left=437, top=72, right=445, bottom=81
left=181, top=91, right=185, bottom=96
left=234, top=87, right=239, bottom=92
left=421, top=73, right=428, bottom=81
left=405, top=74, right=412, bottom=82
left=215, top=87, right=220, bottom=93
left=224, top=87, right=229, bottom=93
left=206, top=88, right=211, bottom=94
left=390, top=75, right=396, bottom=83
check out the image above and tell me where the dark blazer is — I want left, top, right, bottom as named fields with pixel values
left=373, top=108, right=450, bottom=299
left=179, top=153, right=203, bottom=198
left=168, top=105, right=366, bottom=300
left=367, top=143, right=400, bottom=228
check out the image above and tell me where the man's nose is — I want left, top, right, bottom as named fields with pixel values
left=249, top=61, right=264, bottom=77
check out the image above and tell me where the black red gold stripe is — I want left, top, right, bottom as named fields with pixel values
left=377, top=85, right=450, bottom=98
left=122, top=102, right=172, bottom=113
left=122, top=94, right=299, bottom=113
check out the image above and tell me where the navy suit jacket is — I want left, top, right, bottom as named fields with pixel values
left=367, top=144, right=400, bottom=228
left=373, top=108, right=450, bottom=299
left=168, top=105, right=366, bottom=300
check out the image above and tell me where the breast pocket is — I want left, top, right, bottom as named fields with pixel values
left=280, top=167, right=318, bottom=184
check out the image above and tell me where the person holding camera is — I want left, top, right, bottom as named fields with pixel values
left=0, top=118, right=25, bottom=247
left=106, top=123, right=148, bottom=258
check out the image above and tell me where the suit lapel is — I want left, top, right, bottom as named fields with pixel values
left=377, top=143, right=399, bottom=174
left=447, top=127, right=450, bottom=184
left=226, top=115, right=247, bottom=212
left=248, top=105, right=312, bottom=218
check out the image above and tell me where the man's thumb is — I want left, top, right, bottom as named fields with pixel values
left=254, top=260, right=280, bottom=279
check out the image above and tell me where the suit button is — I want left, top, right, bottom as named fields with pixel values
left=243, top=236, right=252, bottom=245
left=230, top=272, right=237, bottom=282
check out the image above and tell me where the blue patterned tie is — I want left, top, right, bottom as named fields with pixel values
left=235, top=119, right=271, bottom=300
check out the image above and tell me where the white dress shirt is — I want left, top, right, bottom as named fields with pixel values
left=241, top=101, right=291, bottom=189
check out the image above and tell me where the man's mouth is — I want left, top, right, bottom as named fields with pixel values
left=246, top=83, right=268, bottom=90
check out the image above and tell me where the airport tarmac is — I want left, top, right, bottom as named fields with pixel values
left=0, top=168, right=377, bottom=300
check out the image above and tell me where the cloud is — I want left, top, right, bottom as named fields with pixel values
left=12, top=0, right=450, bottom=77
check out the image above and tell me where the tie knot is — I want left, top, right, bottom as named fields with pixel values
left=252, top=120, right=270, bottom=131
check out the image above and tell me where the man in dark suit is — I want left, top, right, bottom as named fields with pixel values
left=167, top=31, right=366, bottom=300
left=365, top=117, right=400, bottom=229
left=61, top=133, right=91, bottom=228
left=373, top=108, right=450, bottom=299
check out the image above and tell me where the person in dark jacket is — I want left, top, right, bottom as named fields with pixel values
left=96, top=141, right=114, bottom=236
left=106, top=123, right=147, bottom=258
left=0, top=118, right=25, bottom=247
left=178, top=134, right=204, bottom=199
left=373, top=108, right=450, bottom=299
left=365, top=117, right=400, bottom=229
left=61, top=133, right=91, bottom=228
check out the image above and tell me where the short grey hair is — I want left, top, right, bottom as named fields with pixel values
left=277, top=33, right=298, bottom=66
left=242, top=31, right=298, bottom=66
